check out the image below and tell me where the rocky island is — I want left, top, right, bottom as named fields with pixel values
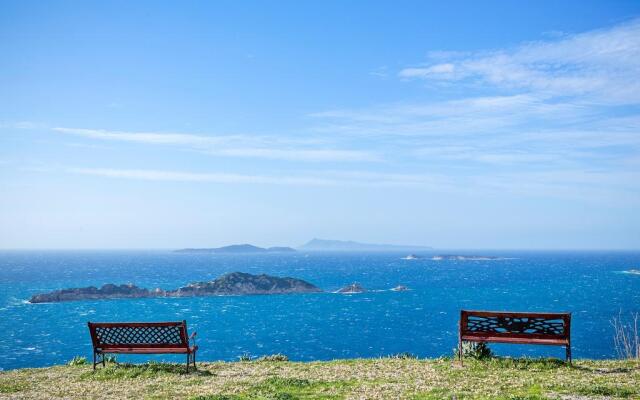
left=29, top=283, right=155, bottom=303
left=171, top=272, right=321, bottom=296
left=431, top=255, right=504, bottom=261
left=336, top=283, right=366, bottom=294
left=175, top=244, right=297, bottom=254
left=29, top=272, right=321, bottom=303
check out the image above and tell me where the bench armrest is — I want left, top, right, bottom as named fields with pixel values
left=189, top=331, right=197, bottom=346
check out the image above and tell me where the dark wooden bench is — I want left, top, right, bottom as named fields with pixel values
left=459, top=310, right=571, bottom=364
left=88, top=321, right=198, bottom=372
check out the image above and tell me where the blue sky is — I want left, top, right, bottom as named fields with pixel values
left=1, top=0, right=639, bottom=249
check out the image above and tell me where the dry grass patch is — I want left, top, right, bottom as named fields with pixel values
left=0, top=358, right=637, bottom=399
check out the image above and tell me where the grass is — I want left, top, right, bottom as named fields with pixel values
left=0, top=357, right=638, bottom=399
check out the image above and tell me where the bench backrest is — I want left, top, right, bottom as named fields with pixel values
left=460, top=310, right=570, bottom=341
left=88, top=321, right=189, bottom=350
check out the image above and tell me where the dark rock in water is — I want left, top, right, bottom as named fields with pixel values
left=391, top=285, right=409, bottom=291
left=29, top=283, right=153, bottom=303
left=170, top=272, right=321, bottom=296
left=28, top=272, right=321, bottom=303
left=431, top=255, right=503, bottom=261
left=175, top=244, right=297, bottom=253
left=336, top=283, right=366, bottom=294
left=401, top=254, right=421, bottom=260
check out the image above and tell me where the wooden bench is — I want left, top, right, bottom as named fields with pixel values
left=88, top=321, right=198, bottom=372
left=459, top=310, right=571, bottom=364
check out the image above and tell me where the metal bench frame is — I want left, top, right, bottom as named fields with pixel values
left=87, top=321, right=198, bottom=372
left=459, top=310, right=571, bottom=364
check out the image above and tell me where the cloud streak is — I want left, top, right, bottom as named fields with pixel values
left=54, top=127, right=379, bottom=162
left=398, top=18, right=640, bottom=103
left=68, top=167, right=449, bottom=188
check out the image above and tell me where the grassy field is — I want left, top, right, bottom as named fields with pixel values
left=0, top=357, right=638, bottom=399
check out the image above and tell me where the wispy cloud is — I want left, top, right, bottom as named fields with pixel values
left=398, top=18, right=640, bottom=103
left=312, top=19, right=640, bottom=175
left=65, top=166, right=638, bottom=203
left=25, top=19, right=640, bottom=201
left=54, top=127, right=379, bottom=162
left=70, top=167, right=336, bottom=186
left=68, top=167, right=448, bottom=188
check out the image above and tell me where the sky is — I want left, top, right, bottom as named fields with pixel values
left=1, top=0, right=639, bottom=250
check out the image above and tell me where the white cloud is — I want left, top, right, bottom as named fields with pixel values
left=399, top=63, right=456, bottom=78
left=54, top=127, right=378, bottom=162
left=204, top=148, right=378, bottom=162
left=68, top=167, right=448, bottom=188
left=313, top=19, right=640, bottom=174
left=70, top=168, right=336, bottom=186
left=67, top=166, right=637, bottom=202
left=399, top=18, right=640, bottom=103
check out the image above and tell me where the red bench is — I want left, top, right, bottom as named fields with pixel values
left=87, top=321, right=198, bottom=372
left=459, top=310, right=571, bottom=364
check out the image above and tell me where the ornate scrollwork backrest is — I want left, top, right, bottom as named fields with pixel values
left=95, top=325, right=184, bottom=346
left=466, top=315, right=566, bottom=336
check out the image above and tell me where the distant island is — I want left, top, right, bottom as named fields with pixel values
left=431, top=255, right=504, bottom=261
left=175, top=239, right=432, bottom=253
left=299, top=238, right=432, bottom=252
left=29, top=272, right=321, bottom=303
left=401, top=254, right=422, bottom=260
left=175, top=244, right=297, bottom=254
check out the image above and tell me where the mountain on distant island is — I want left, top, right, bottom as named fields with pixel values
left=175, top=244, right=297, bottom=254
left=29, top=272, right=320, bottom=303
left=299, top=238, right=431, bottom=252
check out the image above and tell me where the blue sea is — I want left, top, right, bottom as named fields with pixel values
left=0, top=250, right=639, bottom=371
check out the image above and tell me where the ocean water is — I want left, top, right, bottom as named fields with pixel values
left=0, top=250, right=639, bottom=370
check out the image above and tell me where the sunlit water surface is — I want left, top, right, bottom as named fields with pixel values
left=0, top=250, right=639, bottom=370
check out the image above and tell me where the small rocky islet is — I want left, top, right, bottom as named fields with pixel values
left=335, top=283, right=366, bottom=294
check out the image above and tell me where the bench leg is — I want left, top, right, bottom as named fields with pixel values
left=186, top=354, right=190, bottom=373
left=102, top=354, right=105, bottom=367
left=93, top=352, right=96, bottom=370
left=566, top=345, right=572, bottom=364
left=458, top=339, right=463, bottom=366
left=192, top=351, right=197, bottom=370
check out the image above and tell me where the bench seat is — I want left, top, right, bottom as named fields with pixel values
left=96, top=346, right=198, bottom=354
left=461, top=335, right=568, bottom=346
left=459, top=310, right=571, bottom=364
left=88, top=321, right=198, bottom=372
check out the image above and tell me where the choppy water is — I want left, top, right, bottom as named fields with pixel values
left=0, top=250, right=639, bottom=370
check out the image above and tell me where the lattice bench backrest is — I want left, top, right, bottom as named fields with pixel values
left=460, top=310, right=571, bottom=340
left=88, top=321, right=189, bottom=349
